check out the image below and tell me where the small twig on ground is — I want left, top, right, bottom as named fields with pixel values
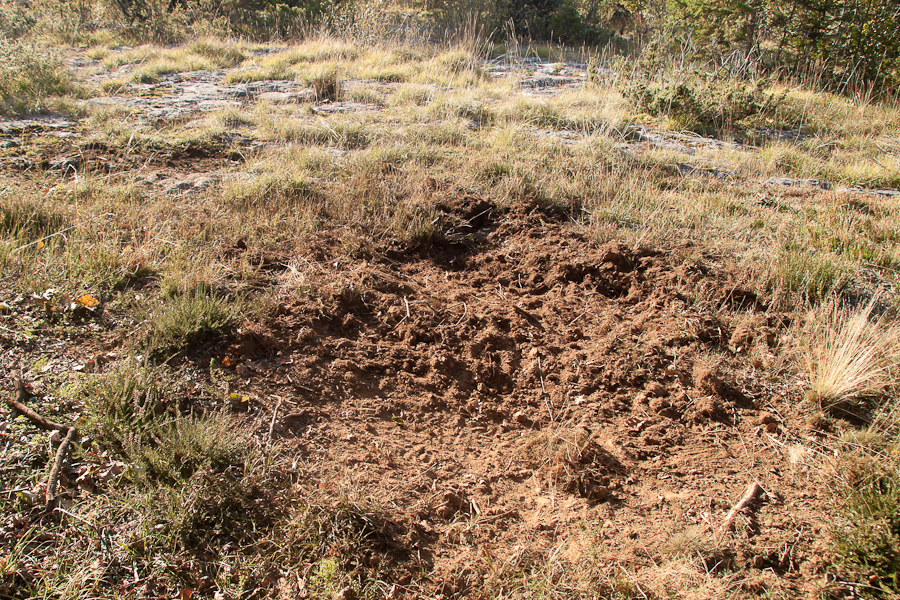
left=7, top=378, right=73, bottom=434
left=397, top=295, right=411, bottom=326
left=46, top=426, right=78, bottom=505
left=721, top=481, right=763, bottom=532
left=54, top=506, right=98, bottom=531
left=268, top=398, right=283, bottom=443
left=538, top=356, right=555, bottom=422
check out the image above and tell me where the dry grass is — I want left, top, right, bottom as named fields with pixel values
left=802, top=297, right=900, bottom=410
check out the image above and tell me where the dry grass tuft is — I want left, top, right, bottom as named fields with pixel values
left=802, top=296, right=900, bottom=410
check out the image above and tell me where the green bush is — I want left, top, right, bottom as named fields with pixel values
left=622, top=79, right=783, bottom=129
left=143, top=291, right=237, bottom=358
left=79, top=363, right=271, bottom=562
left=106, top=0, right=347, bottom=41
left=549, top=0, right=622, bottom=46
left=80, top=362, right=168, bottom=452
left=667, top=0, right=900, bottom=92
left=0, top=4, right=36, bottom=39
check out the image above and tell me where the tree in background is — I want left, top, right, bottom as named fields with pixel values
left=666, top=0, right=900, bottom=90
left=104, top=0, right=345, bottom=38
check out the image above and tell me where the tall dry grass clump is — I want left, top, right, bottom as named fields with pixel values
left=802, top=297, right=900, bottom=410
left=0, top=39, right=70, bottom=114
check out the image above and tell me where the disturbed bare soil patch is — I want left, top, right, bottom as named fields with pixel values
left=227, top=203, right=828, bottom=595
left=3, top=196, right=834, bottom=598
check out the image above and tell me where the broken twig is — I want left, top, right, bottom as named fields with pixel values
left=722, top=481, right=763, bottom=532
left=268, top=398, right=283, bottom=443
left=8, top=378, right=73, bottom=434
left=46, top=426, right=77, bottom=504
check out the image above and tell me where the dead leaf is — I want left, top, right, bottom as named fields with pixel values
left=78, top=294, right=100, bottom=308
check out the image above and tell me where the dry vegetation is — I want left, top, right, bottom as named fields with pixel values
left=1, top=7, right=900, bottom=600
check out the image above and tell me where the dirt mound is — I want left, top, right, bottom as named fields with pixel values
left=206, top=199, right=825, bottom=595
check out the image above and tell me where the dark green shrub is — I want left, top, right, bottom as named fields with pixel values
left=0, top=4, right=36, bottom=39
left=143, top=291, right=237, bottom=358
left=107, top=0, right=348, bottom=40
left=622, top=78, right=784, bottom=129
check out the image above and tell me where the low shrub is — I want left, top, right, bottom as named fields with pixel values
left=834, top=463, right=900, bottom=595
left=0, top=40, right=71, bottom=115
left=623, top=79, right=785, bottom=130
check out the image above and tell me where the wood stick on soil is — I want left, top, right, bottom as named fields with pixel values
left=8, top=378, right=72, bottom=434
left=46, top=426, right=78, bottom=504
left=722, top=481, right=763, bottom=532
left=454, top=302, right=468, bottom=326
left=268, top=398, right=283, bottom=443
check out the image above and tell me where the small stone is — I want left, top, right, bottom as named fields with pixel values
left=439, top=491, right=468, bottom=518
left=730, top=323, right=753, bottom=352
left=695, top=396, right=721, bottom=419
left=512, top=411, right=530, bottom=425
left=444, top=491, right=465, bottom=508
left=257, top=91, right=292, bottom=104
left=649, top=395, right=678, bottom=418
left=693, top=363, right=725, bottom=395
left=590, top=486, right=610, bottom=501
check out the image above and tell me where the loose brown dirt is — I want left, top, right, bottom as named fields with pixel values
left=154, top=197, right=830, bottom=596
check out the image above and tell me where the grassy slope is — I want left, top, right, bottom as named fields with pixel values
left=1, top=29, right=900, bottom=599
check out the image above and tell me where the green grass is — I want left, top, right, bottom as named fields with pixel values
left=834, top=463, right=900, bottom=596
left=770, top=248, right=852, bottom=304
left=142, top=291, right=237, bottom=359
left=61, top=362, right=289, bottom=598
left=0, top=198, right=70, bottom=243
left=0, top=39, right=70, bottom=115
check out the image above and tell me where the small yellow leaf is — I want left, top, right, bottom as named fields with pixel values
left=79, top=294, right=100, bottom=307
left=37, top=240, right=44, bottom=248
left=228, top=392, right=247, bottom=403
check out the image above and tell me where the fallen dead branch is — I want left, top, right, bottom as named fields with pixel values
left=8, top=377, right=81, bottom=505
left=722, top=481, right=763, bottom=532
left=268, top=397, right=283, bottom=443
left=7, top=378, right=73, bottom=435
left=46, top=427, right=77, bottom=505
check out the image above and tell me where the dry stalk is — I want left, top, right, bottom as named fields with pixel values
left=8, top=378, right=74, bottom=435
left=721, top=481, right=763, bottom=532
left=46, top=427, right=78, bottom=505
